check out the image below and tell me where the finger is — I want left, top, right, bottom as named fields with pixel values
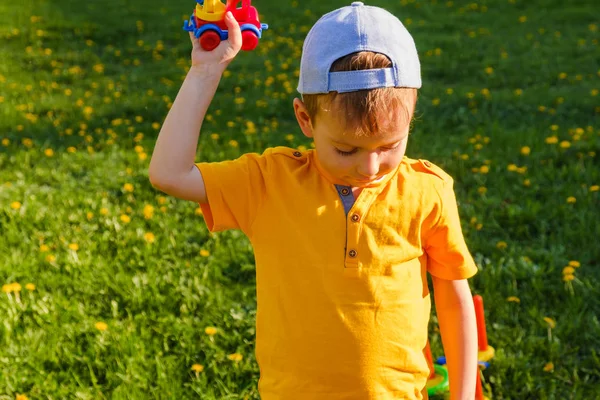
left=224, top=11, right=242, bottom=51
left=189, top=31, right=199, bottom=48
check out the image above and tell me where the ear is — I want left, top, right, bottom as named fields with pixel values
left=293, top=97, right=314, bottom=138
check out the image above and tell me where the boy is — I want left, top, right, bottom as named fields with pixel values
left=149, top=2, right=478, bottom=399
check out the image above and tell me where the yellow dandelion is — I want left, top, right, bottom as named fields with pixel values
left=45, top=254, right=56, bottom=262
left=543, top=362, right=554, bottom=372
left=123, top=183, right=134, bottom=192
left=157, top=196, right=167, bottom=205
left=484, top=67, right=494, bottom=75
left=67, top=146, right=77, bottom=153
left=44, top=148, right=54, bottom=157
left=496, top=241, right=508, bottom=250
left=569, top=261, right=581, bottom=268
left=120, top=214, right=131, bottom=223
left=143, top=204, right=154, bottom=219
left=86, top=212, right=94, bottom=220
left=100, top=207, right=109, bottom=215
left=1, top=138, right=9, bottom=146
left=545, top=136, right=558, bottom=144
left=566, top=196, right=576, bottom=204
left=25, top=283, right=35, bottom=291
left=191, top=364, right=204, bottom=373
left=144, top=232, right=155, bottom=243
left=200, top=249, right=210, bottom=257
left=514, top=88, right=523, bottom=96
left=40, top=244, right=50, bottom=252
left=229, top=140, right=239, bottom=148
left=227, top=353, right=243, bottom=362
left=195, top=207, right=203, bottom=216
left=210, top=133, right=219, bottom=140
left=559, top=140, right=571, bottom=149
left=543, top=317, right=556, bottom=329
left=205, top=326, right=218, bottom=335
left=507, top=296, right=520, bottom=303
left=68, top=243, right=79, bottom=251
left=10, top=201, right=22, bottom=210
left=590, top=185, right=599, bottom=192
left=518, top=15, right=527, bottom=23
left=562, top=266, right=575, bottom=275
left=16, top=394, right=29, bottom=400
left=478, top=186, right=487, bottom=194
left=479, top=165, right=489, bottom=174
left=2, top=284, right=12, bottom=293
left=523, top=179, right=531, bottom=187
left=563, top=274, right=575, bottom=282
left=95, top=321, right=108, bottom=331
left=521, top=146, right=531, bottom=155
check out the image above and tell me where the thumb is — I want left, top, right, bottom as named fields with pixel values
left=224, top=11, right=242, bottom=51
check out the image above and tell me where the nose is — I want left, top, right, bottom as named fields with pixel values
left=357, top=151, right=380, bottom=178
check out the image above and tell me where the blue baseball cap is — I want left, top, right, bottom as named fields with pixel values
left=297, top=2, right=421, bottom=95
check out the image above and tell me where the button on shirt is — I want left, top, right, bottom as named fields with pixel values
left=195, top=146, right=477, bottom=400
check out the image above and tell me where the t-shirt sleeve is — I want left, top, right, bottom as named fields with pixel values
left=425, top=179, right=478, bottom=280
left=194, top=151, right=269, bottom=236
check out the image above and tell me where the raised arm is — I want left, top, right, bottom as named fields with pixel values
left=148, top=11, right=242, bottom=203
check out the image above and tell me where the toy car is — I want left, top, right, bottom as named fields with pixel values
left=183, top=0, right=268, bottom=51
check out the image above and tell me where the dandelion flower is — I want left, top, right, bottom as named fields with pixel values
left=563, top=274, right=575, bottom=282
left=543, top=362, right=554, bottom=372
left=562, top=266, right=575, bottom=275
left=568, top=260, right=581, bottom=268
left=10, top=201, right=22, bottom=210
left=95, top=322, right=108, bottom=331
left=44, top=148, right=54, bottom=157
left=205, top=326, right=218, bottom=335
left=507, top=296, right=520, bottom=303
left=521, top=146, right=531, bottom=155
left=200, top=249, right=210, bottom=257
left=496, top=241, right=507, bottom=250
left=144, top=232, right=155, bottom=243
left=566, top=196, right=576, bottom=204
left=589, top=185, right=599, bottom=192
left=191, top=364, right=204, bottom=373
left=545, top=136, right=558, bottom=144
left=123, top=183, right=134, bottom=192
left=16, top=394, right=29, bottom=400
left=25, top=283, right=35, bottom=291
left=227, top=353, right=243, bottom=362
left=100, top=207, right=109, bottom=215
left=143, top=204, right=154, bottom=219
left=559, top=141, right=571, bottom=149
left=195, top=207, right=203, bottom=216
left=543, top=317, right=556, bottom=329
left=68, top=243, right=79, bottom=251
left=120, top=214, right=131, bottom=223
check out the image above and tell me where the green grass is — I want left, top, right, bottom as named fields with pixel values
left=1, top=0, right=599, bottom=398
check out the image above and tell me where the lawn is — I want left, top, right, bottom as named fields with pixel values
left=0, top=0, right=598, bottom=398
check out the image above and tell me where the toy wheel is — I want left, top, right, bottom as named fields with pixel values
left=241, top=30, right=258, bottom=51
left=200, top=30, right=221, bottom=51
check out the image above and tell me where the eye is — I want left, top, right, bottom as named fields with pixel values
left=383, top=144, right=400, bottom=151
left=335, top=148, right=358, bottom=156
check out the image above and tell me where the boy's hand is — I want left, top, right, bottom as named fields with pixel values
left=188, top=11, right=242, bottom=70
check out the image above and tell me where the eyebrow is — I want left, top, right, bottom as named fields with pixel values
left=331, top=136, right=407, bottom=148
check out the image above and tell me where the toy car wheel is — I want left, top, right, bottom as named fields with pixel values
left=199, top=30, right=221, bottom=51
left=241, top=30, right=259, bottom=51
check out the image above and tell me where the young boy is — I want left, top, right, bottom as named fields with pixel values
left=149, top=2, right=478, bottom=399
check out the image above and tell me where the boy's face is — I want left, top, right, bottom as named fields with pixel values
left=293, top=98, right=410, bottom=188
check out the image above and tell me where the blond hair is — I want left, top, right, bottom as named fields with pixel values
left=302, top=52, right=418, bottom=137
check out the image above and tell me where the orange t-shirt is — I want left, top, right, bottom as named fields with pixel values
left=195, top=146, right=477, bottom=400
